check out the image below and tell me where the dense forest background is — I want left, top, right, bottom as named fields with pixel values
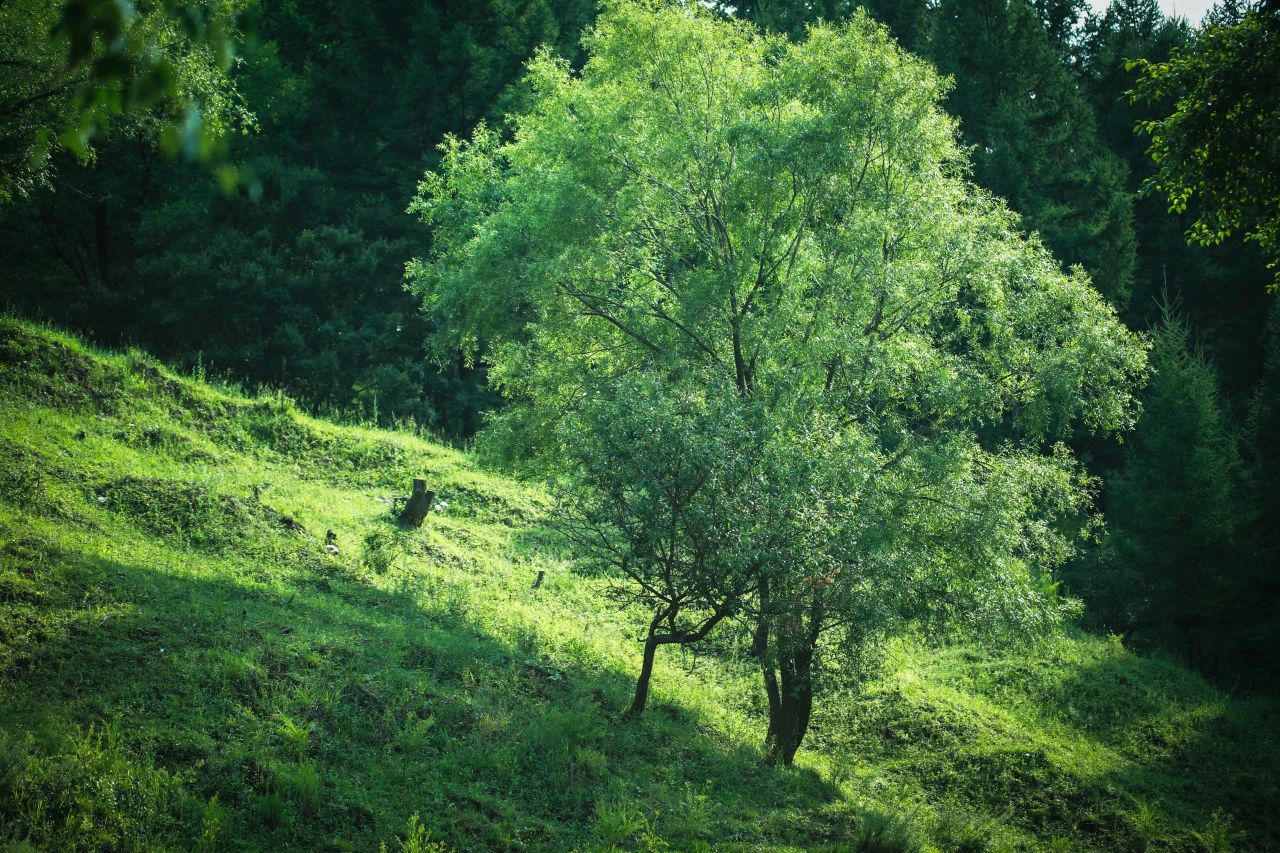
left=2, top=0, right=1276, bottom=691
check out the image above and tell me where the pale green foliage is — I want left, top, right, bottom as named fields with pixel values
left=409, top=0, right=1146, bottom=754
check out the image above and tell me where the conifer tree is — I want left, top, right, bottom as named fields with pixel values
left=1238, top=301, right=1280, bottom=685
left=1109, top=305, right=1240, bottom=667
left=929, top=0, right=1137, bottom=305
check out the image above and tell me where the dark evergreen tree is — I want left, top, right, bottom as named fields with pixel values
left=1238, top=301, right=1280, bottom=687
left=843, top=0, right=932, bottom=52
left=1108, top=307, right=1241, bottom=670
left=928, top=0, right=1136, bottom=305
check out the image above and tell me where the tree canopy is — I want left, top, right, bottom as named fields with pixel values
left=0, top=0, right=254, bottom=204
left=409, top=0, right=1146, bottom=763
left=0, top=0, right=593, bottom=433
left=1129, top=2, right=1280, bottom=289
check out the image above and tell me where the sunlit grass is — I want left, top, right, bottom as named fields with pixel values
left=1, top=315, right=1275, bottom=851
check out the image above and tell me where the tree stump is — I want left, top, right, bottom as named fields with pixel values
left=398, top=478, right=435, bottom=528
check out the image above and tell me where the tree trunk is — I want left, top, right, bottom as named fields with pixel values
left=628, top=606, right=728, bottom=716
left=762, top=598, right=822, bottom=766
left=753, top=577, right=781, bottom=743
left=629, top=633, right=661, bottom=715
left=398, top=478, right=435, bottom=527
left=766, top=645, right=814, bottom=766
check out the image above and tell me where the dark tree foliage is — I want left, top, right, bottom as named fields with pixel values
left=0, top=0, right=594, bottom=434
left=1107, top=309, right=1241, bottom=673
left=1237, top=302, right=1280, bottom=684
left=1080, top=0, right=1271, bottom=391
left=1130, top=1, right=1280, bottom=290
left=928, top=0, right=1136, bottom=305
left=1069, top=2, right=1277, bottom=687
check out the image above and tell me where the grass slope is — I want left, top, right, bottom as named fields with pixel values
left=0, top=315, right=1276, bottom=852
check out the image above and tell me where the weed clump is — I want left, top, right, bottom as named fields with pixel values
left=361, top=529, right=407, bottom=574
left=0, top=441, right=53, bottom=511
left=0, top=725, right=183, bottom=850
left=852, top=808, right=923, bottom=853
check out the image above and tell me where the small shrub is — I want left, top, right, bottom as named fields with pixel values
left=594, top=802, right=648, bottom=849
left=252, top=790, right=289, bottom=831
left=394, top=716, right=438, bottom=755
left=195, top=795, right=227, bottom=853
left=572, top=746, right=608, bottom=783
left=275, top=715, right=310, bottom=757
left=279, top=761, right=322, bottom=814
left=669, top=781, right=713, bottom=841
left=381, top=812, right=450, bottom=853
left=2, top=724, right=182, bottom=849
left=1192, top=810, right=1241, bottom=853
left=1127, top=798, right=1164, bottom=851
left=853, top=808, right=922, bottom=853
left=362, top=529, right=406, bottom=575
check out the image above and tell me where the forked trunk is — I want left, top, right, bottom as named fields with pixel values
left=756, top=584, right=820, bottom=766
left=765, top=645, right=814, bottom=766
left=628, top=606, right=728, bottom=716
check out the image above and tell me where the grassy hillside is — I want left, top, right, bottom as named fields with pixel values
left=0, top=315, right=1276, bottom=852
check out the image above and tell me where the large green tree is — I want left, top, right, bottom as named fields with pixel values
left=410, top=1, right=1145, bottom=763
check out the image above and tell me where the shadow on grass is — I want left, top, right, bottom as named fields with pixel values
left=0, top=538, right=846, bottom=851
left=1045, top=651, right=1280, bottom=850
left=807, top=638, right=1280, bottom=852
